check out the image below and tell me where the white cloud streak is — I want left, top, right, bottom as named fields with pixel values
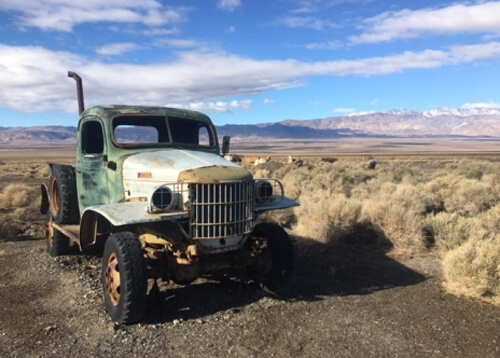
left=263, top=99, right=275, bottom=105
left=217, top=0, right=242, bottom=12
left=333, top=107, right=355, bottom=114
left=306, top=41, right=342, bottom=50
left=350, top=1, right=500, bottom=44
left=154, top=38, right=203, bottom=49
left=0, top=0, right=187, bottom=31
left=95, top=43, right=140, bottom=56
left=289, top=0, right=373, bottom=14
left=167, top=100, right=252, bottom=113
left=462, top=101, right=500, bottom=109
left=278, top=15, right=339, bottom=30
left=142, top=27, right=180, bottom=36
left=1, top=42, right=500, bottom=113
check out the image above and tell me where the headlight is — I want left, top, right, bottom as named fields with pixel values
left=149, top=185, right=174, bottom=212
left=255, top=180, right=273, bottom=202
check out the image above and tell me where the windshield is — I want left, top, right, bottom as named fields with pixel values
left=112, top=115, right=216, bottom=149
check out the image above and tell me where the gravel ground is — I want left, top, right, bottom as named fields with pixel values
left=1, top=235, right=499, bottom=358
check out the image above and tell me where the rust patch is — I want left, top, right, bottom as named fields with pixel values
left=137, top=172, right=152, bottom=179
left=126, top=197, right=148, bottom=202
left=178, top=165, right=252, bottom=184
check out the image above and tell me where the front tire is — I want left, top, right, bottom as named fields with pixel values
left=248, top=223, right=295, bottom=293
left=101, top=232, right=147, bottom=324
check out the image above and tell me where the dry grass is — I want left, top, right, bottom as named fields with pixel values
left=0, top=183, right=41, bottom=238
left=254, top=157, right=500, bottom=305
left=0, top=183, right=38, bottom=209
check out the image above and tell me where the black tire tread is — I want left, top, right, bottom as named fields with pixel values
left=102, top=232, right=147, bottom=324
left=47, top=230, right=70, bottom=256
left=51, top=165, right=79, bottom=224
left=251, top=222, right=295, bottom=293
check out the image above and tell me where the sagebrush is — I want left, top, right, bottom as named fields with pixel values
left=257, top=157, right=500, bottom=305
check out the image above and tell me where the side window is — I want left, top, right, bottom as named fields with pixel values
left=81, top=121, right=104, bottom=154
left=169, top=117, right=214, bottom=147
left=198, top=126, right=210, bottom=146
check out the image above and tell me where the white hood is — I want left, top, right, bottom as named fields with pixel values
left=122, top=149, right=240, bottom=183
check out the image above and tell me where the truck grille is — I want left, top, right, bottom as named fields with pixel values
left=190, top=181, right=254, bottom=239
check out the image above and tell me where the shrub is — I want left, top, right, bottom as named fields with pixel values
left=251, top=157, right=500, bottom=304
left=253, top=169, right=271, bottom=179
left=36, top=164, right=52, bottom=179
left=0, top=184, right=38, bottom=209
left=443, top=234, right=500, bottom=305
left=10, top=207, right=29, bottom=221
left=360, top=182, right=427, bottom=253
left=376, top=162, right=425, bottom=184
left=0, top=219, right=18, bottom=237
left=292, top=193, right=362, bottom=244
left=361, top=199, right=425, bottom=253
left=443, top=178, right=495, bottom=216
left=455, top=159, right=500, bottom=180
left=424, top=212, right=475, bottom=251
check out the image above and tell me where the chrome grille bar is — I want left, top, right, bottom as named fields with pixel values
left=190, top=181, right=254, bottom=239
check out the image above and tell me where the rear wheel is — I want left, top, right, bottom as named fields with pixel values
left=248, top=223, right=295, bottom=293
left=50, top=165, right=79, bottom=224
left=45, top=165, right=79, bottom=256
left=46, top=225, right=71, bottom=256
left=102, top=232, right=147, bottom=324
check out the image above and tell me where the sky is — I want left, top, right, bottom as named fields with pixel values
left=1, top=0, right=500, bottom=127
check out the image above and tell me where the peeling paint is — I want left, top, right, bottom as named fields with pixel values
left=179, top=165, right=252, bottom=184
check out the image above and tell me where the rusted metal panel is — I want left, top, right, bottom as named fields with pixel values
left=52, top=223, right=81, bottom=245
left=40, top=182, right=49, bottom=215
left=195, top=235, right=247, bottom=254
left=178, top=165, right=252, bottom=184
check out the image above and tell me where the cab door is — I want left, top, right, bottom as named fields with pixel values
left=76, top=118, right=110, bottom=212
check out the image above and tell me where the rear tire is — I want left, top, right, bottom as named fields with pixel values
left=248, top=223, right=295, bottom=293
left=50, top=165, right=79, bottom=224
left=102, top=232, right=147, bottom=324
left=46, top=228, right=71, bottom=256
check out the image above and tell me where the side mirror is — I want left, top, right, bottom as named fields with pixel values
left=222, top=136, right=230, bottom=156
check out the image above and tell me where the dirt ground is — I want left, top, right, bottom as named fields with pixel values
left=1, top=149, right=500, bottom=357
left=1, top=233, right=499, bottom=358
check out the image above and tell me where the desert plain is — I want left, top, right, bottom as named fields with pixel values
left=1, top=138, right=500, bottom=358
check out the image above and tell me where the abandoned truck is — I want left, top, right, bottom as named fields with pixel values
left=40, top=72, right=299, bottom=324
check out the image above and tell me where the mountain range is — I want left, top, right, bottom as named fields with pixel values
left=1, top=107, right=499, bottom=146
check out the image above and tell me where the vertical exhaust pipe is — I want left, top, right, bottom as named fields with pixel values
left=67, top=71, right=85, bottom=115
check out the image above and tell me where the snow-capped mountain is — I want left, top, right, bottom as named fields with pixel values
left=279, top=107, right=500, bottom=137
left=1, top=107, right=500, bottom=145
left=423, top=107, right=500, bottom=118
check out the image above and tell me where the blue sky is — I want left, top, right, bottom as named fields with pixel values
left=1, top=0, right=500, bottom=127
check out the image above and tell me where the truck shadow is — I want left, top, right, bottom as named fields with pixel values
left=145, top=237, right=427, bottom=324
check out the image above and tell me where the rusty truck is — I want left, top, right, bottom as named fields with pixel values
left=40, top=72, right=299, bottom=324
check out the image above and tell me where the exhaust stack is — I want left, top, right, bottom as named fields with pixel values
left=67, top=71, right=85, bottom=115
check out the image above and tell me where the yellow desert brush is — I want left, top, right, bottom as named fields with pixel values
left=0, top=183, right=38, bottom=209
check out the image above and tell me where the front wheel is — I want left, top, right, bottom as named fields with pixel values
left=101, top=232, right=147, bottom=324
left=247, top=223, right=295, bottom=293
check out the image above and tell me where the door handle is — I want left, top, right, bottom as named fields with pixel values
left=107, top=161, right=117, bottom=171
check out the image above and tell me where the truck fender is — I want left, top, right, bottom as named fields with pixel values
left=79, top=202, right=189, bottom=249
left=40, top=182, right=49, bottom=215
